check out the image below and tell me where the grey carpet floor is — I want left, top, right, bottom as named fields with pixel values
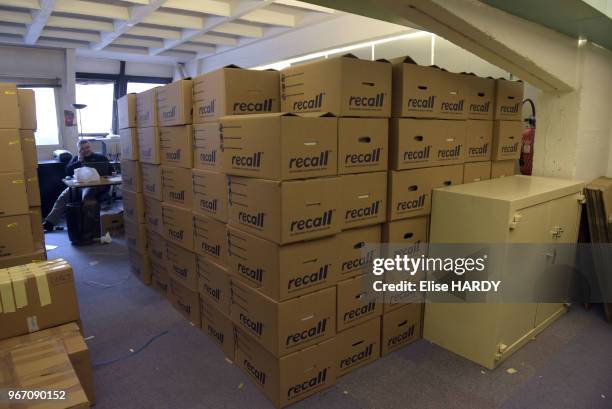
left=44, top=231, right=612, bottom=409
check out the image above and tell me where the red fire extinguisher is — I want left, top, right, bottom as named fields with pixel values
left=520, top=98, right=536, bottom=175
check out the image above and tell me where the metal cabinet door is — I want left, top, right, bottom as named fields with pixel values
left=534, top=193, right=582, bottom=327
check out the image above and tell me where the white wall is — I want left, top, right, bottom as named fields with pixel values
left=75, top=57, right=174, bottom=78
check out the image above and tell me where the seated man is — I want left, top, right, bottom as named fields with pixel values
left=43, top=140, right=111, bottom=232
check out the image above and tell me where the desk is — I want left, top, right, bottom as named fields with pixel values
left=63, top=176, right=122, bottom=245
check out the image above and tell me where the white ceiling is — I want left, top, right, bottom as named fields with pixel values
left=0, top=0, right=340, bottom=64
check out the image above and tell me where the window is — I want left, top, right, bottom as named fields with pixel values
left=75, top=81, right=114, bottom=136
left=127, top=82, right=163, bottom=94
left=25, top=87, right=60, bottom=146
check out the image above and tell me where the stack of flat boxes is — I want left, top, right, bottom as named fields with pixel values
left=118, top=93, right=150, bottom=284
left=193, top=67, right=281, bottom=360
left=0, top=84, right=46, bottom=268
left=490, top=79, right=524, bottom=177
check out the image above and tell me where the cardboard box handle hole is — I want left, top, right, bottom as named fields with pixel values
left=403, top=232, right=414, bottom=239
left=304, top=141, right=318, bottom=146
left=478, top=92, right=485, bottom=97
left=358, top=136, right=371, bottom=143
left=352, top=340, right=365, bottom=347
left=353, top=241, right=365, bottom=249
left=301, top=314, right=314, bottom=321
left=414, top=135, right=423, bottom=141
left=361, top=82, right=375, bottom=86
left=358, top=194, right=370, bottom=199
left=398, top=320, right=408, bottom=327
left=417, top=85, right=428, bottom=90
left=408, top=185, right=418, bottom=191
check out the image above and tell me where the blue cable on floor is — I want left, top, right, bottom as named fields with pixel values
left=92, top=330, right=169, bottom=369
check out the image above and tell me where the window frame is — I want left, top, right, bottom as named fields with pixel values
left=19, top=85, right=63, bottom=148
left=76, top=62, right=171, bottom=135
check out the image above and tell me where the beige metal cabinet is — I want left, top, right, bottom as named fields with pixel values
left=424, top=175, right=584, bottom=369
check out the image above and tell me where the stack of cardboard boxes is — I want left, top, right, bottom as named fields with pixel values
left=119, top=92, right=150, bottom=284
left=0, top=259, right=95, bottom=406
left=0, top=84, right=46, bottom=269
left=491, top=78, right=523, bottom=177
left=193, top=67, right=280, bottom=361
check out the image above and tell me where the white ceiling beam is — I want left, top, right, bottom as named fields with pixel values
left=212, top=22, right=264, bottom=37
left=128, top=26, right=181, bottom=40
left=0, top=10, right=32, bottom=24
left=240, top=8, right=296, bottom=27
left=0, top=24, right=26, bottom=35
left=0, top=0, right=39, bottom=9
left=158, top=49, right=197, bottom=59
left=76, top=46, right=189, bottom=64
left=55, top=0, right=130, bottom=20
left=164, top=0, right=230, bottom=16
left=41, top=28, right=100, bottom=42
left=91, top=0, right=166, bottom=50
left=47, top=15, right=115, bottom=31
left=273, top=0, right=334, bottom=13
left=113, top=37, right=164, bottom=48
left=174, top=43, right=216, bottom=53
left=121, top=0, right=149, bottom=4
left=150, top=0, right=273, bottom=55
left=24, top=0, right=55, bottom=44
left=143, top=10, right=204, bottom=29
left=191, top=33, right=237, bottom=45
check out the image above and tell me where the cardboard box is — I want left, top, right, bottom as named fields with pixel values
left=128, top=249, right=151, bottom=284
left=235, top=330, right=336, bottom=408
left=390, top=119, right=466, bottom=170
left=337, top=274, right=383, bottom=331
left=227, top=225, right=338, bottom=302
left=157, top=79, right=193, bottom=126
left=121, top=159, right=142, bottom=193
left=231, top=280, right=336, bottom=357
left=494, top=79, right=523, bottom=121
left=168, top=278, right=200, bottom=325
left=336, top=317, right=380, bottom=377
left=463, top=74, right=495, bottom=120
left=160, top=125, right=194, bottom=168
left=0, top=339, right=90, bottom=408
left=141, top=163, right=163, bottom=200
left=465, top=120, right=493, bottom=162
left=492, top=120, right=522, bottom=161
left=136, top=87, right=158, bottom=128
left=151, top=261, right=169, bottom=296
left=391, top=56, right=440, bottom=118
left=144, top=196, right=163, bottom=236
left=0, top=128, right=24, bottom=172
left=382, top=216, right=428, bottom=257
left=0, top=172, right=28, bottom=216
left=340, top=171, right=386, bottom=230
left=137, top=127, right=161, bottom=164
left=17, top=89, right=37, bottom=130
left=0, top=214, right=34, bottom=258
left=200, top=299, right=235, bottom=359
left=198, top=256, right=231, bottom=315
left=161, top=202, right=194, bottom=251
left=338, top=118, right=388, bottom=175
left=228, top=176, right=340, bottom=245
left=162, top=165, right=193, bottom=209
left=337, top=224, right=381, bottom=280
left=381, top=303, right=422, bottom=356
left=281, top=54, right=391, bottom=117
left=192, top=169, right=228, bottom=222
left=120, top=127, right=139, bottom=160
left=0, top=322, right=95, bottom=404
left=19, top=129, right=37, bottom=168
left=122, top=189, right=145, bottom=224
left=194, top=121, right=222, bottom=172
left=100, top=209, right=123, bottom=237
left=464, top=161, right=492, bottom=183
left=193, top=66, right=280, bottom=122
left=490, top=159, right=516, bottom=178
left=0, top=83, right=20, bottom=128
left=193, top=213, right=228, bottom=267
left=387, top=164, right=464, bottom=220
left=0, top=259, right=79, bottom=340
left=24, top=167, right=41, bottom=206
left=437, top=70, right=468, bottom=119
left=117, top=93, right=137, bottom=129
left=147, top=229, right=165, bottom=265
left=0, top=249, right=46, bottom=268
left=166, top=241, right=198, bottom=291
left=220, top=113, right=338, bottom=181
left=28, top=207, right=44, bottom=250
left=124, top=220, right=147, bottom=255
